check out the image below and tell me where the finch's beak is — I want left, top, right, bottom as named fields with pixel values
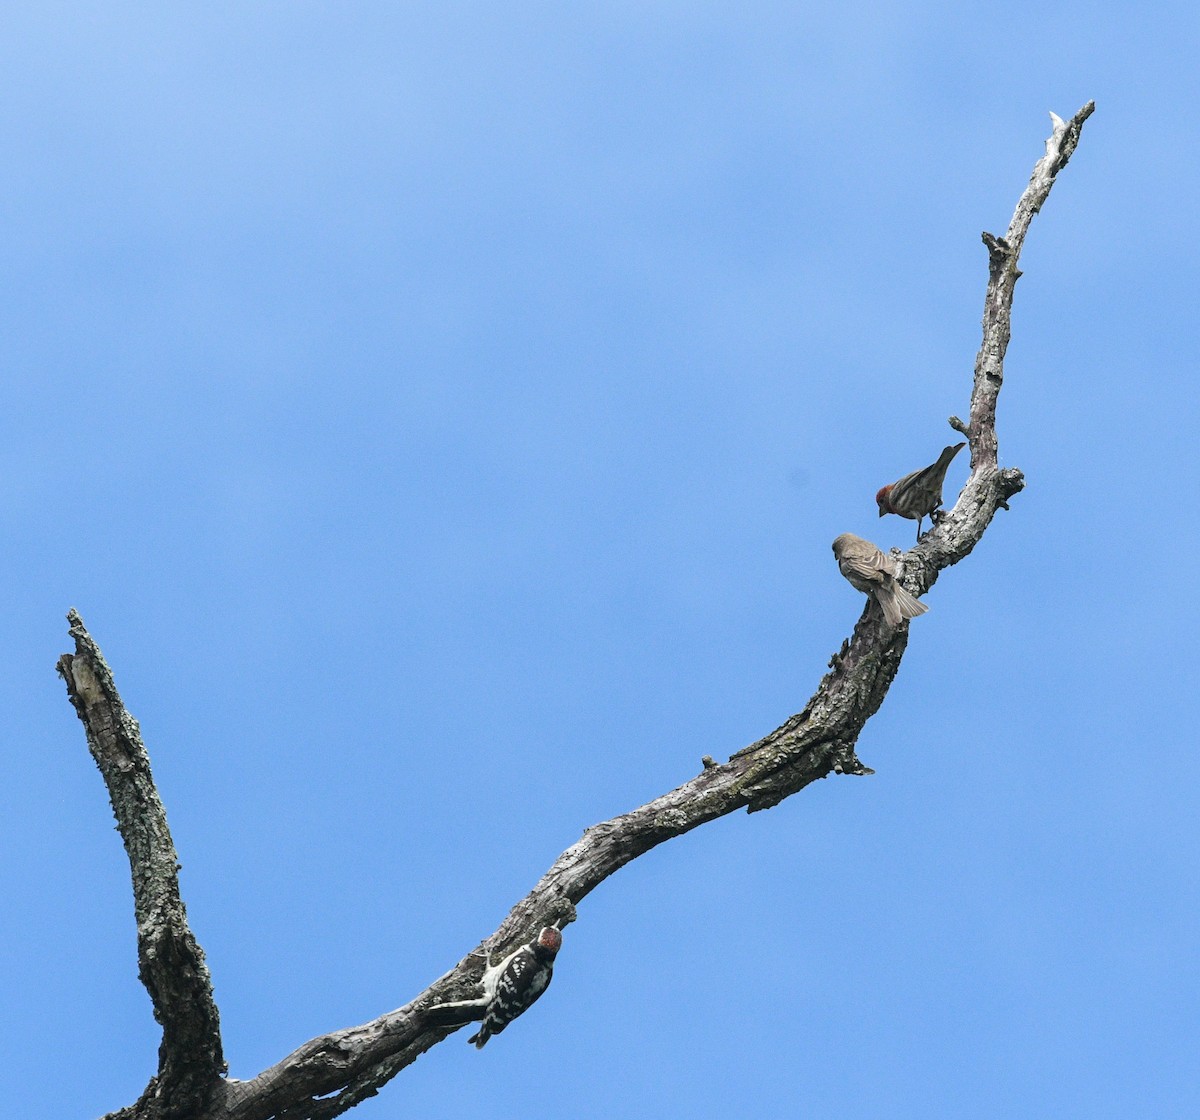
left=878, top=508, right=885, bottom=517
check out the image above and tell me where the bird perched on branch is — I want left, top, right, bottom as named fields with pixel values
left=426, top=926, right=563, bottom=1048
left=832, top=533, right=928, bottom=628
left=875, top=442, right=966, bottom=538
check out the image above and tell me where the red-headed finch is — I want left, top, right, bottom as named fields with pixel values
left=875, top=442, right=966, bottom=538
left=831, top=533, right=929, bottom=628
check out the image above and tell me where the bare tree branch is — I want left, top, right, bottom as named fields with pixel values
left=58, top=610, right=225, bottom=1120
left=68, top=103, right=1093, bottom=1120
left=963, top=103, right=1096, bottom=474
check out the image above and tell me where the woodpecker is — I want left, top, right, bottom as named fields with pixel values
left=426, top=926, right=563, bottom=1048
left=875, top=441, right=966, bottom=539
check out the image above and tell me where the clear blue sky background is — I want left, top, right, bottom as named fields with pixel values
left=3, top=5, right=1196, bottom=1118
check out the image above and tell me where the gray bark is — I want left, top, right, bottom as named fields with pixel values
left=59, top=612, right=225, bottom=1120
left=61, top=102, right=1094, bottom=1120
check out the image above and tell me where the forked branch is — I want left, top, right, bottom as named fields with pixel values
left=66, top=103, right=1093, bottom=1120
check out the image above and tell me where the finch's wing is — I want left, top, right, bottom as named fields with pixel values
left=838, top=550, right=891, bottom=587
left=888, top=462, right=937, bottom=505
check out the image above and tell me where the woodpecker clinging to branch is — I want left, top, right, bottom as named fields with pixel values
left=426, top=926, right=563, bottom=1048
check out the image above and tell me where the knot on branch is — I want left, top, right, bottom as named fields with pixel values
left=996, top=468, right=1026, bottom=510
left=830, top=742, right=875, bottom=776
left=654, top=807, right=689, bottom=832
left=981, top=231, right=1013, bottom=276
left=827, top=637, right=850, bottom=670
left=549, top=896, right=577, bottom=929
left=998, top=467, right=1025, bottom=495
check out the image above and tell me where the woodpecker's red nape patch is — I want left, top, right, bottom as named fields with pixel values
left=538, top=927, right=563, bottom=953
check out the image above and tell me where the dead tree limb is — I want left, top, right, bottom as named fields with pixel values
left=59, top=610, right=225, bottom=1120
left=64, top=102, right=1094, bottom=1120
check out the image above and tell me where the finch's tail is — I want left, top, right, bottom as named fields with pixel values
left=879, top=582, right=928, bottom=627
left=937, top=441, right=966, bottom=472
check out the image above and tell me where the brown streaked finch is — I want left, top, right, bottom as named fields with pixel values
left=831, top=533, right=929, bottom=628
left=875, top=441, right=966, bottom=539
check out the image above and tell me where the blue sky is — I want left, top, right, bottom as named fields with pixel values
left=4, top=4, right=1198, bottom=1118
